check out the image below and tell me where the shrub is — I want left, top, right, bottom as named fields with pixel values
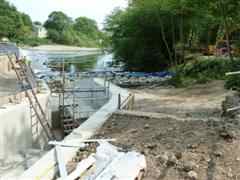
left=170, top=57, right=240, bottom=87
left=225, top=75, right=240, bottom=90
left=17, top=37, right=52, bottom=47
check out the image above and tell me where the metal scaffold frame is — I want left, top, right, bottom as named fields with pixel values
left=54, top=60, right=110, bottom=135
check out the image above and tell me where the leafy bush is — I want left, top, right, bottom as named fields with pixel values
left=225, top=75, right=240, bottom=90
left=168, top=73, right=184, bottom=87
left=169, top=58, right=240, bottom=87
left=17, top=37, right=52, bottom=47
left=178, top=58, right=231, bottom=79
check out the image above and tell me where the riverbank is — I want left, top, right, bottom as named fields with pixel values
left=26, top=45, right=100, bottom=52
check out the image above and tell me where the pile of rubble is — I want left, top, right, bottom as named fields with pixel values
left=109, top=75, right=171, bottom=88
left=222, top=91, right=240, bottom=118
left=95, top=112, right=240, bottom=179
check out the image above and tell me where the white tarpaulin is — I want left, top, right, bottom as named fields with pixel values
left=61, top=142, right=146, bottom=180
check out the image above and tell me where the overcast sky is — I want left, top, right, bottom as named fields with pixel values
left=7, top=0, right=128, bottom=28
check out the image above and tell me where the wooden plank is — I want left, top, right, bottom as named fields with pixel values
left=226, top=71, right=240, bottom=76
left=60, top=155, right=95, bottom=180
left=49, top=139, right=116, bottom=148
left=55, top=145, right=68, bottom=178
left=227, top=106, right=240, bottom=112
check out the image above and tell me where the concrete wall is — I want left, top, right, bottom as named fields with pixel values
left=0, top=55, right=11, bottom=74
left=0, top=54, right=21, bottom=105
left=0, top=86, right=51, bottom=161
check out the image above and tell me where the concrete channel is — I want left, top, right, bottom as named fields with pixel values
left=21, top=78, right=130, bottom=179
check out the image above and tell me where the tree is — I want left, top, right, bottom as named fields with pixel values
left=44, top=11, right=72, bottom=31
left=0, top=0, right=33, bottom=40
left=44, top=11, right=102, bottom=47
left=44, top=11, right=75, bottom=44
left=104, top=1, right=182, bottom=72
left=208, top=0, right=240, bottom=60
left=74, top=17, right=99, bottom=38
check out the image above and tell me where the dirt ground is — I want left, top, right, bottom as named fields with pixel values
left=95, top=80, right=240, bottom=180
left=131, top=81, right=232, bottom=119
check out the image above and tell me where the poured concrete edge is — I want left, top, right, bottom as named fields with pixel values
left=20, top=78, right=130, bottom=180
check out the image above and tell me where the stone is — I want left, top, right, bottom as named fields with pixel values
left=157, top=152, right=169, bottom=165
left=107, top=124, right=112, bottom=129
left=146, top=143, right=157, bottom=150
left=166, top=144, right=172, bottom=149
left=219, top=129, right=236, bottom=142
left=112, top=122, right=117, bottom=126
left=167, top=153, right=177, bottom=166
left=214, top=150, right=223, bottom=157
left=187, top=171, right=198, bottom=180
left=144, top=124, right=150, bottom=129
left=129, top=129, right=138, bottom=134
left=227, top=168, right=233, bottom=178
left=201, top=156, right=211, bottom=162
left=175, top=152, right=182, bottom=160
left=191, top=144, right=198, bottom=149
left=227, top=172, right=233, bottom=178
left=183, top=161, right=197, bottom=172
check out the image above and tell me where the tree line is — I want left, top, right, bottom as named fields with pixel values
left=44, top=12, right=102, bottom=47
left=0, top=0, right=102, bottom=47
left=104, top=0, right=240, bottom=72
left=0, top=0, right=33, bottom=42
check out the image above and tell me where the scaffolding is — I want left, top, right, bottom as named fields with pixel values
left=52, top=61, right=110, bottom=135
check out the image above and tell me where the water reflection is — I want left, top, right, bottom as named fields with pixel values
left=22, top=48, right=114, bottom=73
left=49, top=54, right=99, bottom=72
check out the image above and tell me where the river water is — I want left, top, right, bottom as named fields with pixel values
left=22, top=49, right=114, bottom=74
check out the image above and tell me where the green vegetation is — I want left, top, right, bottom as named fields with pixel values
left=167, top=57, right=240, bottom=89
left=104, top=0, right=240, bottom=71
left=0, top=0, right=102, bottom=47
left=44, top=11, right=102, bottom=47
left=169, top=58, right=230, bottom=86
left=104, top=6, right=181, bottom=72
left=17, top=37, right=52, bottom=47
left=0, top=0, right=33, bottom=42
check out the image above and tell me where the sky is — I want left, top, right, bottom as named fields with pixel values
left=7, top=0, right=128, bottom=29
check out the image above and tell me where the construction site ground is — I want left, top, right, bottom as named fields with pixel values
left=95, top=80, right=240, bottom=180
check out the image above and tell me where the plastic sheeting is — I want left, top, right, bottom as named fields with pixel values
left=86, top=142, right=146, bottom=180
